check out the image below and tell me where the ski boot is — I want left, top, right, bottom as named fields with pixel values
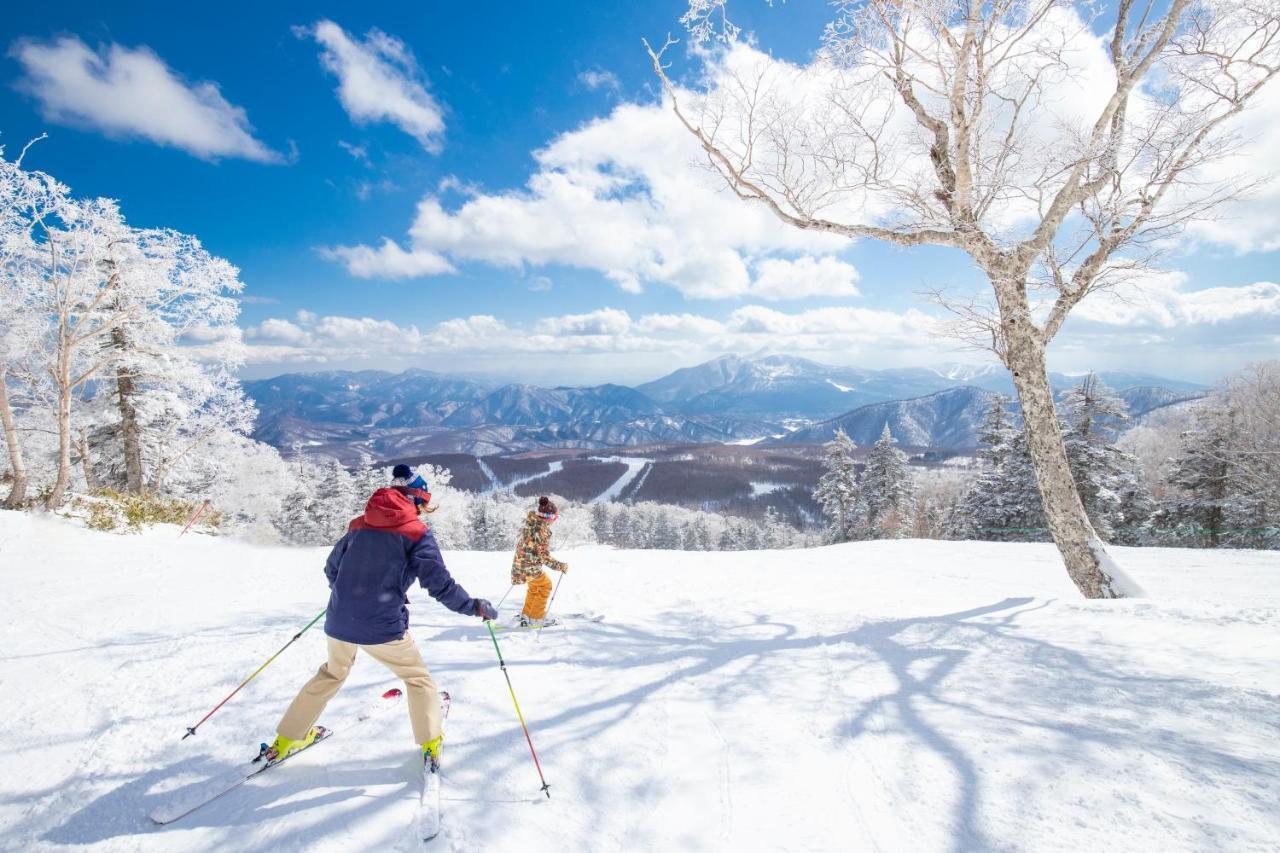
left=422, top=734, right=444, bottom=771
left=518, top=615, right=558, bottom=628
left=259, top=726, right=322, bottom=763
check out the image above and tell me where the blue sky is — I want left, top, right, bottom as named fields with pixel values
left=3, top=1, right=1276, bottom=385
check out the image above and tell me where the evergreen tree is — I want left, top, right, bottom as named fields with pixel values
left=1153, top=417, right=1236, bottom=547
left=651, top=509, right=679, bottom=549
left=859, top=424, right=915, bottom=538
left=610, top=511, right=634, bottom=549
left=813, top=429, right=860, bottom=543
left=273, top=460, right=327, bottom=545
left=312, top=459, right=357, bottom=541
left=951, top=396, right=1046, bottom=541
left=467, top=498, right=507, bottom=550
left=760, top=506, right=792, bottom=549
left=684, top=517, right=712, bottom=550
left=590, top=502, right=611, bottom=544
left=353, top=454, right=386, bottom=505
left=1058, top=376, right=1151, bottom=543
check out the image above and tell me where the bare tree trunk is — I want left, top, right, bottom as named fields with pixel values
left=997, top=291, right=1123, bottom=598
left=47, top=350, right=73, bottom=509
left=77, top=425, right=98, bottom=492
left=0, top=366, right=28, bottom=508
left=111, top=324, right=144, bottom=493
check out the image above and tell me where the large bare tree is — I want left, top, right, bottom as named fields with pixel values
left=648, top=0, right=1280, bottom=597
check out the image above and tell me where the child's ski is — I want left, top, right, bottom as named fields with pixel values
left=149, top=687, right=404, bottom=825
left=420, top=691, right=452, bottom=842
left=551, top=612, right=604, bottom=623
left=491, top=613, right=604, bottom=633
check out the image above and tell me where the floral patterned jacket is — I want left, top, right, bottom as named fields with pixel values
left=511, top=511, right=567, bottom=583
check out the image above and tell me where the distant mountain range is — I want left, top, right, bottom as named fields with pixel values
left=242, top=355, right=1205, bottom=460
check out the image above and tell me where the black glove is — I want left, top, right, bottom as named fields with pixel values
left=473, top=598, right=498, bottom=621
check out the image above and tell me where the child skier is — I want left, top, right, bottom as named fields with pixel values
left=511, top=496, right=569, bottom=627
left=267, top=464, right=497, bottom=767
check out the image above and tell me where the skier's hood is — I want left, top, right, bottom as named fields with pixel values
left=362, top=487, right=420, bottom=529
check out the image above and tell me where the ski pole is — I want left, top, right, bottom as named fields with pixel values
left=534, top=572, right=565, bottom=646
left=180, top=607, right=326, bottom=739
left=179, top=500, right=211, bottom=537
left=484, top=620, right=552, bottom=798
left=495, top=584, right=515, bottom=611
left=545, top=571, right=565, bottom=617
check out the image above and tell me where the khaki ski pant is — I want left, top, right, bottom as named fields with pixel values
left=278, top=634, right=441, bottom=745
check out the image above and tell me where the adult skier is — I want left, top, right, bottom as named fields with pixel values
left=267, top=464, right=497, bottom=767
left=511, top=496, right=569, bottom=627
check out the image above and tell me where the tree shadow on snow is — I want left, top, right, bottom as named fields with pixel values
left=412, top=597, right=1278, bottom=852
left=41, top=752, right=421, bottom=846
left=39, top=600, right=1278, bottom=850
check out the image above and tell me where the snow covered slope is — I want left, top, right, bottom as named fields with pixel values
left=1, top=511, right=1277, bottom=852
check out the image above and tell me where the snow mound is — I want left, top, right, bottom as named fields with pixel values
left=1, top=512, right=1277, bottom=852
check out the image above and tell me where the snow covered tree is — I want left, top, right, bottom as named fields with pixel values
left=1058, top=376, right=1151, bottom=543
left=1208, top=362, right=1280, bottom=548
left=859, top=425, right=915, bottom=538
left=1153, top=412, right=1244, bottom=547
left=206, top=435, right=292, bottom=542
left=94, top=228, right=244, bottom=495
left=590, top=502, right=611, bottom=543
left=652, top=0, right=1280, bottom=596
left=311, top=459, right=357, bottom=541
left=951, top=397, right=1046, bottom=541
left=273, top=471, right=326, bottom=546
left=467, top=497, right=508, bottom=550
left=651, top=508, right=680, bottom=549
left=814, top=429, right=859, bottom=543
left=0, top=142, right=66, bottom=507
left=610, top=511, right=636, bottom=549
left=15, top=187, right=245, bottom=507
left=137, top=369, right=257, bottom=495
left=759, top=505, right=792, bottom=548
left=353, top=454, right=387, bottom=505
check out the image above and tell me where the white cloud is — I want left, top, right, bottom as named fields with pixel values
left=750, top=256, right=861, bottom=301
left=301, top=20, right=445, bottom=152
left=1074, top=272, right=1280, bottom=328
left=338, top=139, right=369, bottom=163
left=321, top=96, right=848, bottom=298
left=319, top=238, right=455, bottom=278
left=249, top=318, right=310, bottom=345
left=241, top=303, right=950, bottom=367
left=635, top=313, right=725, bottom=336
left=578, top=69, right=621, bottom=92
left=537, top=308, right=632, bottom=336
left=726, top=305, right=939, bottom=340
left=11, top=36, right=279, bottom=162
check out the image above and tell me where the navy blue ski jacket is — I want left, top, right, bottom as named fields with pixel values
left=322, top=487, right=476, bottom=645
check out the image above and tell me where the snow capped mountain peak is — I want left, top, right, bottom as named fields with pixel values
left=932, top=362, right=1000, bottom=382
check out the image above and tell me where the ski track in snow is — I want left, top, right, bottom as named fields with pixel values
left=475, top=459, right=501, bottom=493
left=1, top=511, right=1279, bottom=852
left=589, top=457, right=651, bottom=503
left=500, top=460, right=564, bottom=494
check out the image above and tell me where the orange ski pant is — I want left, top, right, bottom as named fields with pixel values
left=520, top=572, right=553, bottom=620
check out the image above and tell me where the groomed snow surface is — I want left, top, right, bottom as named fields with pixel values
left=2, top=510, right=1277, bottom=852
